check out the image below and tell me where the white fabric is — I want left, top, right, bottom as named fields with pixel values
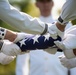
left=58, top=0, right=76, bottom=24
left=0, top=0, right=75, bottom=74
left=1, top=40, right=21, bottom=56
left=0, top=0, right=46, bottom=34
left=48, top=23, right=64, bottom=39
left=59, top=55, right=76, bottom=69
left=0, top=32, right=29, bottom=64
left=71, top=67, right=76, bottom=75
left=54, top=25, right=76, bottom=75
left=54, top=26, right=76, bottom=59
left=16, top=15, right=72, bottom=75
left=0, top=52, right=16, bottom=65
left=14, top=33, right=28, bottom=43
left=16, top=53, right=30, bottom=75
left=39, top=15, right=54, bottom=23
left=29, top=51, right=68, bottom=75
left=55, top=25, right=76, bottom=75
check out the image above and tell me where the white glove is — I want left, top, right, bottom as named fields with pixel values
left=14, top=32, right=27, bottom=43
left=0, top=52, right=16, bottom=65
left=54, top=34, right=76, bottom=59
left=59, top=55, right=76, bottom=69
left=48, top=23, right=64, bottom=39
left=1, top=40, right=22, bottom=56
left=0, top=32, right=30, bottom=56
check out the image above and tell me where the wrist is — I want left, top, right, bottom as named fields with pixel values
left=56, top=22, right=66, bottom=32
left=41, top=24, right=48, bottom=35
left=5, top=30, right=17, bottom=42
left=57, top=16, right=68, bottom=26
left=13, top=33, right=26, bottom=43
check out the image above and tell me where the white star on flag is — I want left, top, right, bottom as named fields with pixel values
left=19, top=39, right=27, bottom=47
left=43, top=33, right=50, bottom=41
left=32, top=35, right=40, bottom=44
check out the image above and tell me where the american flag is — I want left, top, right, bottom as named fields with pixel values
left=16, top=33, right=62, bottom=52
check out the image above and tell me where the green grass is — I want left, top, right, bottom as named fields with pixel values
left=0, top=59, right=16, bottom=75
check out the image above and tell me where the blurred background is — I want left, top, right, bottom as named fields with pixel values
left=0, top=0, right=75, bottom=75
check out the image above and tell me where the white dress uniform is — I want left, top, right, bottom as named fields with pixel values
left=58, top=0, right=76, bottom=74
left=0, top=0, right=75, bottom=34
left=0, top=0, right=75, bottom=74
left=16, top=15, right=72, bottom=75
left=0, top=0, right=46, bottom=35
left=58, top=0, right=76, bottom=24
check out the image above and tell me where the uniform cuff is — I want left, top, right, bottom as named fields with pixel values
left=41, top=24, right=48, bottom=35
left=58, top=16, right=68, bottom=25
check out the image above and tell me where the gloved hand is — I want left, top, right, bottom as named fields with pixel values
left=48, top=23, right=64, bottom=39
left=1, top=35, right=33, bottom=56
left=1, top=40, right=22, bottom=56
left=47, top=22, right=64, bottom=54
left=0, top=52, right=16, bottom=65
left=54, top=34, right=76, bottom=59
left=14, top=32, right=28, bottom=43
left=0, top=33, right=29, bottom=56
left=59, top=55, right=76, bottom=69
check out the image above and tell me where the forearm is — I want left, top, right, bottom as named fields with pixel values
left=0, top=32, right=62, bottom=56
left=1, top=27, right=62, bottom=51
left=1, top=26, right=59, bottom=49
left=5, top=30, right=62, bottom=52
left=5, top=30, right=17, bottom=42
left=58, top=0, right=76, bottom=23
left=56, top=0, right=76, bottom=31
left=0, top=0, right=46, bottom=34
left=0, top=27, right=17, bottom=42
left=56, top=22, right=66, bottom=32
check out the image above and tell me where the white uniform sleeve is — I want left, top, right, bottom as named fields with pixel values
left=0, top=0, right=46, bottom=34
left=58, top=0, right=76, bottom=25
